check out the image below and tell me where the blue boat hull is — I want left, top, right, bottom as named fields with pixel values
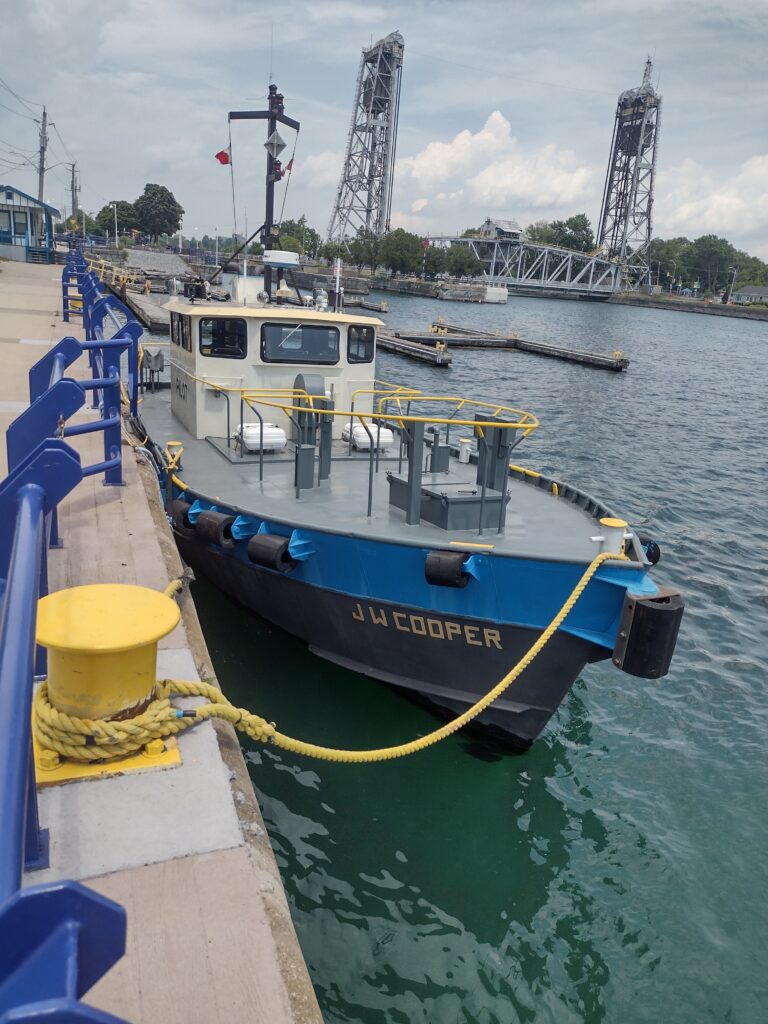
left=174, top=530, right=619, bottom=746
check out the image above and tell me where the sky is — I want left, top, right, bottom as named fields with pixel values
left=1, top=0, right=767, bottom=258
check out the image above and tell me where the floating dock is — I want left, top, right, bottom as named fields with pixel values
left=0, top=259, right=321, bottom=1024
left=377, top=330, right=452, bottom=365
left=430, top=321, right=629, bottom=371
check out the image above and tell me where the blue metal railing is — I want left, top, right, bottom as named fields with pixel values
left=0, top=246, right=147, bottom=1021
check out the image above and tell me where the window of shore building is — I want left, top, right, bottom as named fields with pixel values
left=261, top=323, right=340, bottom=364
left=0, top=210, right=10, bottom=235
left=13, top=212, right=27, bottom=236
left=199, top=317, right=247, bottom=359
left=347, top=325, right=375, bottom=363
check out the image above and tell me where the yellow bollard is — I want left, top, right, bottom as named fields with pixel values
left=36, top=584, right=180, bottom=720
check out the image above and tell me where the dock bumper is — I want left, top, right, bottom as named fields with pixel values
left=612, top=587, right=684, bottom=678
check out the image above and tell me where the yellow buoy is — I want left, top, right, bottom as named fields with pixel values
left=36, top=584, right=180, bottom=720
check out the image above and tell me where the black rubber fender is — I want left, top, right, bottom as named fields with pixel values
left=195, top=509, right=235, bottom=548
left=247, top=533, right=296, bottom=572
left=425, top=549, right=470, bottom=588
left=170, top=498, right=196, bottom=539
left=637, top=532, right=661, bottom=565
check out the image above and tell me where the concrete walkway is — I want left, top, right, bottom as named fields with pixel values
left=0, top=259, right=321, bottom=1024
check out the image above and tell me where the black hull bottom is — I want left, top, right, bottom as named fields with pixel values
left=176, top=534, right=605, bottom=747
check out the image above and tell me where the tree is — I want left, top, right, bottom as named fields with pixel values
left=134, top=184, right=184, bottom=239
left=278, top=235, right=301, bottom=253
left=63, top=210, right=98, bottom=235
left=423, top=245, right=447, bottom=279
left=524, top=220, right=556, bottom=244
left=549, top=214, right=594, bottom=252
left=278, top=215, right=321, bottom=260
left=379, top=228, right=423, bottom=275
left=95, top=200, right=138, bottom=236
left=320, top=240, right=346, bottom=263
left=445, top=245, right=484, bottom=278
left=348, top=230, right=382, bottom=273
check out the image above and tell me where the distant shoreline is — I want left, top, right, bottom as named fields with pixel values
left=607, top=293, right=768, bottom=321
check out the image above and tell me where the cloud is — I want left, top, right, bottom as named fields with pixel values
left=656, top=155, right=768, bottom=257
left=398, top=112, right=597, bottom=216
left=411, top=198, right=428, bottom=213
left=296, top=151, right=342, bottom=189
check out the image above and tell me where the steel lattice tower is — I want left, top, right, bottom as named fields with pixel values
left=597, top=59, right=661, bottom=280
left=327, top=31, right=404, bottom=243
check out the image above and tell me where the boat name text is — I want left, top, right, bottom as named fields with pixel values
left=352, top=603, right=502, bottom=649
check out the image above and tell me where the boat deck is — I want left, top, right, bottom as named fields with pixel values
left=139, top=391, right=619, bottom=564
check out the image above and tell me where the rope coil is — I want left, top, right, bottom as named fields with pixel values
left=33, top=550, right=626, bottom=764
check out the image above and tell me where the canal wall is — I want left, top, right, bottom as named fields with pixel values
left=0, top=259, right=321, bottom=1024
left=608, top=291, right=768, bottom=321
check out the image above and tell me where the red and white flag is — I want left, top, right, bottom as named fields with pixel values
left=214, top=147, right=231, bottom=165
left=281, top=158, right=293, bottom=178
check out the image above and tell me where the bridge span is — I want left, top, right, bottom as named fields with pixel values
left=428, top=236, right=623, bottom=299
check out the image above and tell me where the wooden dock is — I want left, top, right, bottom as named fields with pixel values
left=108, top=286, right=171, bottom=333
left=430, top=321, right=629, bottom=371
left=377, top=331, right=452, bottom=366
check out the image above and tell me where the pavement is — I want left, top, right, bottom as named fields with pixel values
left=0, top=258, right=321, bottom=1024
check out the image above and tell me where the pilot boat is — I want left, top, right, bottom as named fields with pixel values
left=136, top=88, right=684, bottom=750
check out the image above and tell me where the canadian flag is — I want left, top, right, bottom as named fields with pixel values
left=214, top=147, right=231, bottom=165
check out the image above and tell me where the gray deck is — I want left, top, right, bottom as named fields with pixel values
left=140, top=391, right=629, bottom=565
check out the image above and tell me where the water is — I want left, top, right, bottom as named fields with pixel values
left=190, top=293, right=768, bottom=1022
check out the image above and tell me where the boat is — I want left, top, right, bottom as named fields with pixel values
left=135, top=86, right=684, bottom=750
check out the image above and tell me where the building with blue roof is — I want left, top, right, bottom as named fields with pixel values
left=0, top=185, right=60, bottom=264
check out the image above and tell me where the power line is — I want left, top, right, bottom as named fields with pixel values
left=0, top=97, right=36, bottom=121
left=0, top=75, right=42, bottom=116
left=51, top=122, right=74, bottom=162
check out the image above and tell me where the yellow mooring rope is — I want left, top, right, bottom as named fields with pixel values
left=33, top=550, right=626, bottom=764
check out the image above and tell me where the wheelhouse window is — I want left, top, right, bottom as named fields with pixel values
left=170, top=312, right=192, bottom=351
left=347, top=325, right=375, bottom=363
left=261, top=322, right=339, bottom=365
left=199, top=317, right=247, bottom=359
left=170, top=311, right=181, bottom=346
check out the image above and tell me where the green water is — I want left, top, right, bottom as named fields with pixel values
left=190, top=294, right=768, bottom=1023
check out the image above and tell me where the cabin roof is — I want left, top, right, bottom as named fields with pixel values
left=0, top=184, right=60, bottom=217
left=164, top=300, right=383, bottom=326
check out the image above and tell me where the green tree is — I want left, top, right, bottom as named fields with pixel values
left=549, top=214, right=594, bottom=252
left=320, top=240, right=346, bottom=262
left=64, top=210, right=98, bottom=235
left=134, top=184, right=184, bottom=239
left=348, top=230, right=382, bottom=273
left=95, top=200, right=138, bottom=236
left=379, top=228, right=423, bottom=275
left=278, top=215, right=321, bottom=259
left=445, top=245, right=484, bottom=278
left=278, top=235, right=301, bottom=253
left=423, top=245, right=447, bottom=278
left=524, top=219, right=556, bottom=244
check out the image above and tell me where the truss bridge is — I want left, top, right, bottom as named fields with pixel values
left=428, top=236, right=622, bottom=298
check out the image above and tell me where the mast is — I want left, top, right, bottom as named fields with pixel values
left=229, top=86, right=300, bottom=298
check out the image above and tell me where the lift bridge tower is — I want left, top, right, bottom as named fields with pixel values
left=597, top=59, right=661, bottom=284
left=327, top=31, right=404, bottom=243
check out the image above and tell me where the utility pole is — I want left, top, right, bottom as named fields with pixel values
left=69, top=163, right=79, bottom=224
left=37, top=107, right=49, bottom=202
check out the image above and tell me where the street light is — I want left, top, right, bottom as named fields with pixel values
left=726, top=266, right=738, bottom=303
left=110, top=202, right=118, bottom=247
left=666, top=258, right=677, bottom=294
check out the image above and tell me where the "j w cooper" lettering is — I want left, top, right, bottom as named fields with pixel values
left=351, top=602, right=502, bottom=650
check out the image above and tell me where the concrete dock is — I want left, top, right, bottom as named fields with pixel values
left=0, top=259, right=321, bottom=1024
